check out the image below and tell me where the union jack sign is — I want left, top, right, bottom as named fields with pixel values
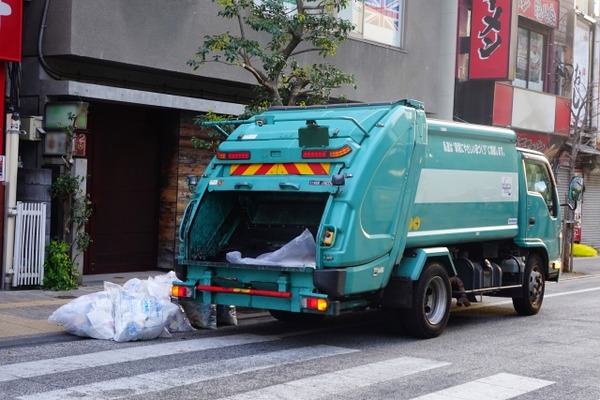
left=365, top=0, right=400, bottom=31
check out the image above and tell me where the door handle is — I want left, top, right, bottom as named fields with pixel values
left=279, top=182, right=300, bottom=190
left=234, top=182, right=253, bottom=190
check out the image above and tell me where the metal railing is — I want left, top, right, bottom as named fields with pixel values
left=12, top=202, right=47, bottom=287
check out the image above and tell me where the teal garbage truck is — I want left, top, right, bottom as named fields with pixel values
left=172, top=99, right=565, bottom=338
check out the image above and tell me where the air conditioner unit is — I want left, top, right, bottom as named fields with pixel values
left=20, top=116, right=44, bottom=141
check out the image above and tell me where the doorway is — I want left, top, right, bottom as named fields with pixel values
left=85, top=103, right=162, bottom=274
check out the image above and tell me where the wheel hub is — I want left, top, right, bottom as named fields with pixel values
left=528, top=269, right=543, bottom=304
left=424, top=276, right=447, bottom=325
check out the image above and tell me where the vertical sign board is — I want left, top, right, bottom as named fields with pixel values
left=572, top=19, right=591, bottom=127
left=469, top=0, right=512, bottom=79
left=0, top=61, right=4, bottom=155
left=0, top=0, right=23, bottom=62
left=1, top=0, right=23, bottom=157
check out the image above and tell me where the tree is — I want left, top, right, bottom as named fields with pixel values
left=558, top=78, right=597, bottom=273
left=189, top=0, right=356, bottom=113
left=45, top=105, right=92, bottom=289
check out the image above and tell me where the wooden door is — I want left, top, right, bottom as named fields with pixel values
left=85, top=103, right=161, bottom=274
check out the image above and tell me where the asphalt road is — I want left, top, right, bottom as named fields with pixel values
left=1, top=267, right=600, bottom=400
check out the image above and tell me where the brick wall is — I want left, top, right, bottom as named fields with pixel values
left=156, top=111, right=217, bottom=269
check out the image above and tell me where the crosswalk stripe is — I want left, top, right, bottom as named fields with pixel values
left=16, top=345, right=359, bottom=400
left=223, top=356, right=451, bottom=400
left=0, top=333, right=278, bottom=383
left=410, top=373, right=554, bottom=399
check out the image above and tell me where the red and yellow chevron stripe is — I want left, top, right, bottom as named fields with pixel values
left=230, top=163, right=330, bottom=176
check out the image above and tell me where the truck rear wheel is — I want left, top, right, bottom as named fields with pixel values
left=400, top=262, right=451, bottom=339
left=512, top=253, right=545, bottom=316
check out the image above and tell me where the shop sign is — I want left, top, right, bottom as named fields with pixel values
left=516, top=131, right=549, bottom=153
left=469, top=0, right=513, bottom=80
left=74, top=132, right=87, bottom=157
left=44, top=102, right=89, bottom=130
left=0, top=0, right=23, bottom=61
left=518, top=0, right=559, bottom=28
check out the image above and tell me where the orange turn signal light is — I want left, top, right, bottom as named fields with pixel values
left=302, top=297, right=328, bottom=312
left=171, top=285, right=193, bottom=298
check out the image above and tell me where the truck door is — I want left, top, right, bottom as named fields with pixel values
left=522, top=154, right=561, bottom=263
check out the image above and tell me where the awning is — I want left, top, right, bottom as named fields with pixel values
left=564, top=140, right=600, bottom=156
left=576, top=144, right=600, bottom=156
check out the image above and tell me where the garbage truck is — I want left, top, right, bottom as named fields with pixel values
left=172, top=99, right=567, bottom=338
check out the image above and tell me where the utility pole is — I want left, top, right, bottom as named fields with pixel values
left=0, top=0, right=24, bottom=289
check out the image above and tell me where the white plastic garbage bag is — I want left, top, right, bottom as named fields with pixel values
left=48, top=271, right=195, bottom=342
left=106, top=281, right=181, bottom=342
left=226, top=228, right=316, bottom=267
left=48, top=291, right=114, bottom=340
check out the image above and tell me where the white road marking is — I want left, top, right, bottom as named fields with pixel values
left=410, top=373, right=553, bottom=399
left=223, top=356, right=450, bottom=400
left=545, top=286, right=600, bottom=298
left=0, top=333, right=278, bottom=382
left=452, top=285, right=600, bottom=312
left=17, top=345, right=359, bottom=400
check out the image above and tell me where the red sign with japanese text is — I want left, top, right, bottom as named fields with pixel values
left=518, top=0, right=559, bottom=28
left=0, top=0, right=23, bottom=61
left=469, top=0, right=512, bottom=80
left=0, top=62, right=4, bottom=155
left=74, top=132, right=87, bottom=157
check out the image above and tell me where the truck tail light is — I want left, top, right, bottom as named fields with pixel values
left=172, top=284, right=193, bottom=298
left=302, top=145, right=352, bottom=159
left=217, top=151, right=251, bottom=160
left=302, top=297, right=328, bottom=312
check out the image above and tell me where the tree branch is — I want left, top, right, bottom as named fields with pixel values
left=290, top=47, right=322, bottom=57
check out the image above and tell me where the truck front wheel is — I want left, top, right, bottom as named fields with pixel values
left=400, top=262, right=451, bottom=339
left=512, top=253, right=545, bottom=316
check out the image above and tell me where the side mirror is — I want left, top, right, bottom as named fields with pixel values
left=568, top=176, right=584, bottom=202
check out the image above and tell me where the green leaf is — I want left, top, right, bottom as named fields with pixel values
left=191, top=0, right=357, bottom=112
left=43, top=240, right=79, bottom=291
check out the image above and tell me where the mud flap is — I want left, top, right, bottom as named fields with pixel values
left=381, top=277, right=413, bottom=308
left=313, top=269, right=346, bottom=298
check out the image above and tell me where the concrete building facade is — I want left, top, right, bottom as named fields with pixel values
left=4, top=1, right=459, bottom=278
left=454, top=0, right=600, bottom=251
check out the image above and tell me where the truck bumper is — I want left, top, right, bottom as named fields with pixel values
left=173, top=262, right=343, bottom=316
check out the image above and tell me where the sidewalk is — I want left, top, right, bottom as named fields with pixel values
left=0, top=258, right=598, bottom=340
left=0, top=270, right=166, bottom=339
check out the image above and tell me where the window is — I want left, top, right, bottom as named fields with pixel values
left=514, top=26, right=546, bottom=92
left=525, top=159, right=556, bottom=216
left=339, top=0, right=404, bottom=47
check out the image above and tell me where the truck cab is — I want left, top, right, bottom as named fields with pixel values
left=518, top=149, right=561, bottom=282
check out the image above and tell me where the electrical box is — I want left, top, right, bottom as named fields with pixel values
left=20, top=116, right=44, bottom=141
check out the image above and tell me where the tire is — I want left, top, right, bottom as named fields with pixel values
left=268, top=310, right=326, bottom=325
left=400, top=262, right=451, bottom=339
left=512, top=253, right=545, bottom=316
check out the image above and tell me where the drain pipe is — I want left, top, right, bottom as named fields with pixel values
left=37, top=0, right=63, bottom=80
left=2, top=114, right=21, bottom=290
